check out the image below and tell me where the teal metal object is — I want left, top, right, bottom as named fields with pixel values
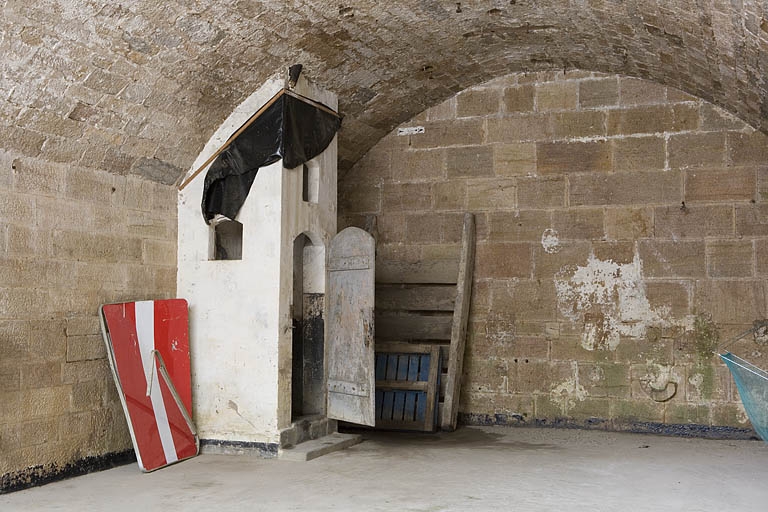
left=720, top=352, right=768, bottom=443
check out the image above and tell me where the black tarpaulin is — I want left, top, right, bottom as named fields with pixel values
left=201, top=91, right=341, bottom=223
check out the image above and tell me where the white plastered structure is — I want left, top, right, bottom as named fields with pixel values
left=177, top=72, right=338, bottom=447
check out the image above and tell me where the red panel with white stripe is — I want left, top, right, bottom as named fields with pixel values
left=101, top=299, right=198, bottom=472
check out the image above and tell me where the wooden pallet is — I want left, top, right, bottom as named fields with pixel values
left=374, top=342, right=441, bottom=431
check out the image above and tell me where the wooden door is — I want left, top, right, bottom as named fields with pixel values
left=326, top=227, right=376, bottom=426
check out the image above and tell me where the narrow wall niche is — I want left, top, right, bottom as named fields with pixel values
left=302, top=161, right=320, bottom=204
left=212, top=218, right=243, bottom=260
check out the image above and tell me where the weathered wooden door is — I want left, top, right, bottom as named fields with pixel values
left=326, top=227, right=375, bottom=426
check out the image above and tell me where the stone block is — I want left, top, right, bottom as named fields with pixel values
left=487, top=114, right=552, bottom=143
left=552, top=111, right=606, bottom=138
left=65, top=167, right=122, bottom=205
left=391, top=148, right=445, bottom=182
left=612, top=136, right=665, bottom=172
left=710, top=403, right=750, bottom=428
left=610, top=398, right=665, bottom=423
left=405, top=213, right=443, bottom=244
left=517, top=176, right=565, bottom=208
left=503, top=85, right=534, bottom=112
left=0, top=193, right=35, bottom=224
left=426, top=97, right=456, bottom=121
left=728, top=131, right=768, bottom=165
left=684, top=167, right=756, bottom=202
left=533, top=241, right=592, bottom=278
left=20, top=362, right=62, bottom=390
left=604, top=207, right=653, bottom=240
left=579, top=78, right=619, bottom=108
left=592, top=241, right=635, bottom=264
left=552, top=209, right=604, bottom=240
left=20, top=418, right=58, bottom=448
left=654, top=204, right=733, bottom=239
left=0, top=288, right=50, bottom=320
left=707, top=240, right=754, bottom=278
left=570, top=171, right=681, bottom=206
left=20, top=386, right=72, bottom=421
left=0, top=365, right=20, bottom=392
left=84, top=69, right=129, bottom=95
left=382, top=182, right=431, bottom=211
left=699, top=104, right=747, bottom=131
left=488, top=210, right=552, bottom=242
left=467, top=178, right=516, bottom=210
left=12, top=158, right=66, bottom=196
left=432, top=180, right=467, bottom=211
left=461, top=391, right=535, bottom=421
left=646, top=281, right=690, bottom=317
left=536, top=81, right=577, bottom=111
left=736, top=204, right=768, bottom=237
left=409, top=119, right=484, bottom=149
left=61, top=360, right=111, bottom=385
left=493, top=143, right=536, bottom=176
left=0, top=125, right=46, bottom=157
left=668, top=132, right=726, bottom=169
left=756, top=240, right=768, bottom=276
left=338, top=180, right=380, bottom=214
left=70, top=380, right=106, bottom=412
left=7, top=224, right=48, bottom=257
left=457, top=88, right=501, bottom=117
left=637, top=240, right=706, bottom=278
left=549, top=336, right=613, bottom=363
left=65, top=316, right=100, bottom=337
left=616, top=337, right=675, bottom=366
left=664, top=404, right=711, bottom=425
left=67, top=335, right=107, bottom=362
left=52, top=231, right=142, bottom=263
left=537, top=140, right=611, bottom=174
left=490, top=279, right=558, bottom=323
left=475, top=242, right=532, bottom=278
left=462, top=355, right=509, bottom=393
left=694, top=280, right=767, bottom=324
left=578, top=362, right=630, bottom=398
left=143, top=239, right=176, bottom=266
left=446, top=146, right=494, bottom=178
left=609, top=105, right=698, bottom=136
left=619, top=77, right=667, bottom=105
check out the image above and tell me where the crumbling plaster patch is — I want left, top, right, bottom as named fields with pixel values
left=554, top=249, right=690, bottom=351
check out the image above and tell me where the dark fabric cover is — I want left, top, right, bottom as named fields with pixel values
left=201, top=93, right=341, bottom=223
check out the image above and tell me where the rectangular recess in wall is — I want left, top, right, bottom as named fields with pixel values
left=303, top=161, right=319, bottom=203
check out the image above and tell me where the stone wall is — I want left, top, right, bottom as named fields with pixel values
left=339, top=70, right=768, bottom=433
left=0, top=151, right=177, bottom=488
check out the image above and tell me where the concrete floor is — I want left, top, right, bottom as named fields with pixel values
left=3, top=426, right=768, bottom=511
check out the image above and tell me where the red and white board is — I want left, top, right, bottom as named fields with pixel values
left=100, top=299, right=199, bottom=472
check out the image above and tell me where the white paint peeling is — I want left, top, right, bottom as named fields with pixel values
left=541, top=228, right=560, bottom=254
left=555, top=250, right=691, bottom=351
left=550, top=362, right=587, bottom=414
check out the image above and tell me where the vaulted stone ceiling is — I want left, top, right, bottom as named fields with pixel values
left=1, top=1, right=766, bottom=184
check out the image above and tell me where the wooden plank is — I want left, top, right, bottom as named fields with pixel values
left=375, top=284, right=456, bottom=312
left=376, top=341, right=434, bottom=354
left=392, top=391, right=406, bottom=421
left=375, top=312, right=453, bottom=341
left=375, top=419, right=427, bottom=431
left=376, top=259, right=459, bottom=284
left=404, top=390, right=417, bottom=421
left=375, top=380, right=429, bottom=392
left=423, top=345, right=441, bottom=431
left=441, top=213, right=476, bottom=431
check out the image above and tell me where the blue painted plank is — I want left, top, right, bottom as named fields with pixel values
left=418, top=354, right=431, bottom=381
left=386, top=354, right=399, bottom=381
left=415, top=391, right=427, bottom=421
left=397, top=355, right=409, bottom=381
left=404, top=391, right=417, bottom=421
left=375, top=353, right=386, bottom=381
left=407, top=355, right=419, bottom=382
left=393, top=391, right=405, bottom=421
left=375, top=389, right=384, bottom=420
left=382, top=390, right=395, bottom=420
